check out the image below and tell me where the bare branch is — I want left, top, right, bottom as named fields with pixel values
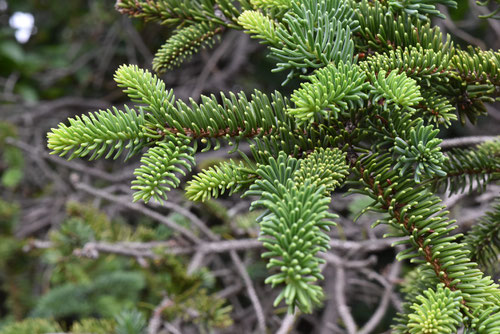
left=321, top=253, right=377, bottom=268
left=147, top=200, right=218, bottom=240
left=440, top=136, right=498, bottom=150
left=358, top=259, right=402, bottom=334
left=437, top=5, right=487, bottom=49
left=6, top=138, right=132, bottom=183
left=75, top=182, right=202, bottom=244
left=147, top=296, right=174, bottom=334
left=276, top=312, right=299, bottom=334
left=29, top=237, right=402, bottom=264
left=230, top=251, right=266, bottom=333
left=335, top=266, right=357, bottom=334
left=329, top=238, right=404, bottom=252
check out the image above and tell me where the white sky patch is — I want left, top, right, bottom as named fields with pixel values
left=9, top=12, right=34, bottom=43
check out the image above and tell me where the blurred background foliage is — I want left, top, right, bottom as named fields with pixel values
left=0, top=0, right=252, bottom=332
left=0, top=0, right=499, bottom=333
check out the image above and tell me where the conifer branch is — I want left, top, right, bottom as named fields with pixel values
left=243, top=149, right=349, bottom=313
left=115, top=0, right=196, bottom=25
left=45, top=0, right=500, bottom=329
left=153, top=22, right=224, bottom=73
left=47, top=106, right=147, bottom=161
left=463, top=199, right=500, bottom=271
left=431, top=138, right=500, bottom=194
left=353, top=153, right=500, bottom=320
left=185, top=160, right=257, bottom=201
left=131, top=139, right=195, bottom=203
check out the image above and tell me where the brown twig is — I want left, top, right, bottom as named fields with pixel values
left=230, top=250, right=267, bottom=333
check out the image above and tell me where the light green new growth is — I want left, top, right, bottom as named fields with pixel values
left=185, top=160, right=257, bottom=201
left=250, top=0, right=292, bottom=11
left=132, top=139, right=195, bottom=203
left=288, top=61, right=369, bottom=125
left=237, top=10, right=280, bottom=45
left=407, top=284, right=462, bottom=334
left=370, top=70, right=423, bottom=112
left=47, top=106, right=146, bottom=161
left=294, top=147, right=350, bottom=193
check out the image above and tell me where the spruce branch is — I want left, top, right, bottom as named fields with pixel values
left=259, top=181, right=335, bottom=313
left=353, top=153, right=500, bottom=316
left=113, top=64, right=291, bottom=148
left=237, top=10, right=280, bottom=45
left=359, top=46, right=452, bottom=86
left=115, top=0, right=240, bottom=28
left=115, top=0, right=197, bottom=26
left=44, top=0, right=500, bottom=328
left=131, top=139, right=195, bottom=203
left=463, top=199, right=500, bottom=271
left=417, top=91, right=457, bottom=126
left=431, top=138, right=500, bottom=194
left=386, top=0, right=457, bottom=20
left=185, top=160, right=257, bottom=202
left=244, top=149, right=348, bottom=313
left=355, top=0, right=453, bottom=53
left=452, top=48, right=500, bottom=87
left=270, top=0, right=357, bottom=82
left=288, top=61, right=369, bottom=125
left=145, top=87, right=284, bottom=149
left=47, top=106, right=146, bottom=161
left=153, top=21, right=224, bottom=73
